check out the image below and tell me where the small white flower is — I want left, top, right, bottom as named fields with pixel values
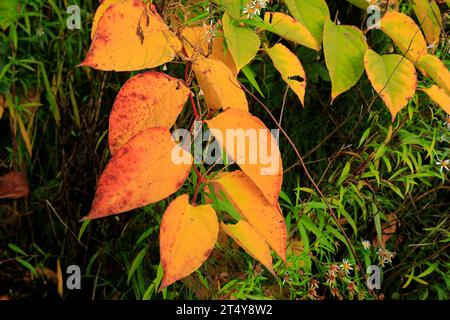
left=362, top=239, right=371, bottom=250
left=436, top=159, right=450, bottom=172
left=377, top=248, right=395, bottom=267
left=340, top=258, right=353, bottom=275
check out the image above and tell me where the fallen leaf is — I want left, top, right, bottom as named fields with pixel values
left=0, top=172, right=29, bottom=199
left=159, top=194, right=218, bottom=290
left=108, top=72, right=189, bottom=154
left=84, top=127, right=192, bottom=220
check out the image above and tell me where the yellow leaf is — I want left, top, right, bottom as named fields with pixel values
left=206, top=108, right=283, bottom=207
left=222, top=13, right=261, bottom=71
left=80, top=1, right=181, bottom=71
left=159, top=194, right=218, bottom=290
left=265, top=43, right=307, bottom=106
left=380, top=11, right=427, bottom=62
left=221, top=221, right=275, bottom=275
left=90, top=0, right=122, bottom=40
left=283, top=0, right=330, bottom=44
left=212, top=171, right=286, bottom=262
left=181, top=25, right=212, bottom=58
left=323, top=20, right=368, bottom=102
left=413, top=0, right=442, bottom=48
left=17, top=114, right=32, bottom=157
left=421, top=85, right=450, bottom=115
left=364, top=49, right=417, bottom=120
left=193, top=56, right=248, bottom=114
left=209, top=30, right=238, bottom=77
left=84, top=128, right=192, bottom=220
left=108, top=72, right=189, bottom=154
left=418, top=54, right=450, bottom=96
left=263, top=12, right=320, bottom=51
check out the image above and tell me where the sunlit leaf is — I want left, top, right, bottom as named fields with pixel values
left=206, top=108, right=283, bottom=207
left=181, top=25, right=212, bottom=58
left=421, top=85, right=450, bottom=115
left=263, top=12, right=320, bottom=51
left=266, top=43, right=307, bottom=106
left=90, top=0, right=122, bottom=39
left=221, top=221, right=275, bottom=275
left=84, top=128, right=192, bottom=220
left=209, top=30, right=238, bottom=77
left=323, top=20, right=368, bottom=102
left=193, top=56, right=248, bottom=114
left=212, top=171, right=286, bottom=262
left=418, top=54, right=450, bottom=96
left=364, top=49, right=417, bottom=120
left=80, top=1, right=181, bottom=71
left=413, top=0, right=442, bottom=48
left=159, top=194, right=218, bottom=290
left=109, top=72, right=189, bottom=154
left=283, top=0, right=330, bottom=44
left=222, top=13, right=261, bottom=71
left=380, top=11, right=427, bottom=62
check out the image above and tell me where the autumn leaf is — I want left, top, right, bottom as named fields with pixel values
left=263, top=12, right=320, bottom=51
left=364, top=49, right=417, bottom=121
left=212, top=171, right=286, bottom=262
left=90, top=0, right=122, bottom=40
left=213, top=0, right=244, bottom=19
left=84, top=128, right=192, bottom=220
left=181, top=25, right=212, bottom=58
left=209, top=30, right=238, bottom=77
left=413, top=0, right=442, bottom=48
left=80, top=1, right=181, bottom=71
left=108, top=72, right=189, bottom=154
left=193, top=56, right=248, bottom=114
left=283, top=0, right=330, bottom=44
left=418, top=54, right=450, bottom=96
left=206, top=108, right=283, bottom=207
left=421, top=85, right=450, bottom=115
left=0, top=95, right=4, bottom=120
left=265, top=43, right=307, bottom=106
left=323, top=20, right=368, bottom=102
left=222, top=13, right=261, bottom=72
left=159, top=194, right=218, bottom=290
left=221, top=221, right=275, bottom=275
left=0, top=172, right=29, bottom=199
left=380, top=11, right=427, bottom=62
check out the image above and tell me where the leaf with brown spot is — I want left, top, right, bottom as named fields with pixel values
left=265, top=43, right=307, bottom=106
left=90, top=0, right=122, bottom=40
left=380, top=11, right=427, bottom=62
left=418, top=54, right=450, bottom=96
left=206, top=109, right=283, bottom=207
left=221, top=221, right=275, bottom=275
left=0, top=172, right=29, bottom=199
left=159, top=194, right=218, bottom=290
left=84, top=127, right=192, bottom=220
left=421, top=85, right=450, bottom=115
left=108, top=72, right=189, bottom=154
left=193, top=56, right=248, bottom=114
left=211, top=171, right=286, bottom=262
left=80, top=1, right=181, bottom=71
left=181, top=25, right=212, bottom=58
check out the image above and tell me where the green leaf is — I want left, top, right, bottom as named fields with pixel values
left=241, top=65, right=265, bottom=97
left=323, top=20, right=368, bottom=102
left=222, top=13, right=260, bottom=71
left=346, top=0, right=369, bottom=9
left=283, top=0, right=330, bottom=44
left=0, top=0, right=19, bottom=30
left=128, top=247, right=148, bottom=284
left=213, top=0, right=244, bottom=19
left=8, top=243, right=27, bottom=256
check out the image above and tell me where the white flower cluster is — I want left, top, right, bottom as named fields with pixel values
left=243, top=0, right=269, bottom=19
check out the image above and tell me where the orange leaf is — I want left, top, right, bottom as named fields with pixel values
left=209, top=31, right=238, bottom=77
left=212, top=171, right=286, bottom=262
left=181, top=25, right=212, bottom=58
left=84, top=128, right=192, bottom=220
left=159, top=194, right=218, bottom=290
left=80, top=1, right=181, bottom=71
left=221, top=221, right=275, bottom=275
left=108, top=72, right=189, bottom=154
left=90, top=0, right=122, bottom=40
left=380, top=11, right=427, bottom=62
left=193, top=56, right=248, bottom=114
left=0, top=172, right=29, bottom=199
left=413, top=0, right=442, bottom=48
left=206, top=109, right=282, bottom=207
left=418, top=54, right=450, bottom=96
left=421, top=85, right=450, bottom=115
